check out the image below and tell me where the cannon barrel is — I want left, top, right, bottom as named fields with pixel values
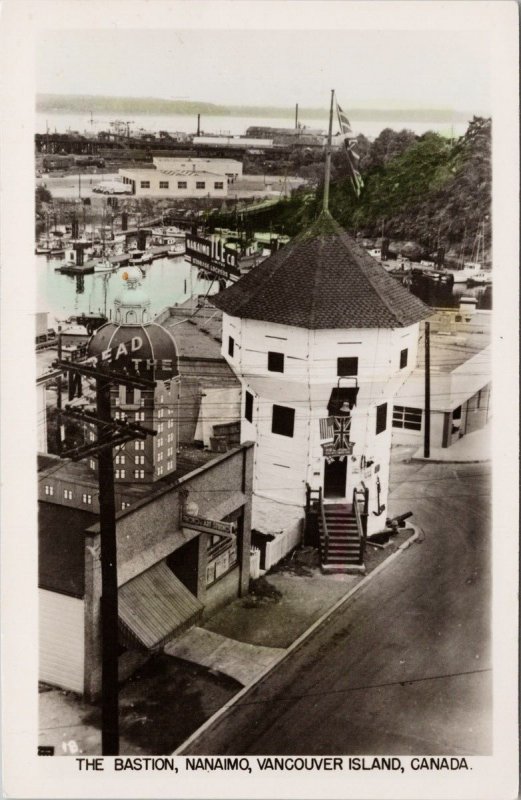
left=385, top=511, right=413, bottom=527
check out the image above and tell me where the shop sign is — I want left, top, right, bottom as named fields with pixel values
left=181, top=512, right=236, bottom=539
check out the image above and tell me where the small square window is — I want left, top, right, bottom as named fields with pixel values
left=228, top=336, right=235, bottom=357
left=400, top=348, right=408, bottom=369
left=245, top=391, right=253, bottom=423
left=196, top=181, right=206, bottom=189
left=272, top=405, right=295, bottom=437
left=159, top=181, right=169, bottom=189
left=214, top=181, right=224, bottom=189
left=268, top=351, right=284, bottom=373
left=376, top=403, right=388, bottom=435
left=177, top=181, right=187, bottom=189
left=140, top=181, right=150, bottom=189
left=337, top=357, right=358, bottom=377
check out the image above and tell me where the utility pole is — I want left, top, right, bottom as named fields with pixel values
left=322, top=90, right=335, bottom=214
left=96, top=376, right=119, bottom=754
left=424, top=321, right=431, bottom=458
left=54, top=352, right=156, bottom=755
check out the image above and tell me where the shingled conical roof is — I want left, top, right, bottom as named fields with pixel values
left=211, top=212, right=431, bottom=329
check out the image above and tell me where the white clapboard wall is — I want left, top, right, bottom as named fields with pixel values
left=39, top=589, right=84, bottom=694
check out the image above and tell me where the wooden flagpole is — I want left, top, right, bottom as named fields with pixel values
left=322, top=90, right=335, bottom=213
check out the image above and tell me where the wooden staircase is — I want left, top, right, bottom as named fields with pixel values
left=318, top=504, right=364, bottom=573
left=305, top=485, right=368, bottom=574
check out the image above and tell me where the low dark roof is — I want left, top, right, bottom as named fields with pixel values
left=211, top=212, right=431, bottom=329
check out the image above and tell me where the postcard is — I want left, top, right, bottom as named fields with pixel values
left=1, top=1, right=518, bottom=797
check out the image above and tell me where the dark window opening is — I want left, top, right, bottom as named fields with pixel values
left=272, top=405, right=295, bottom=437
left=327, top=386, right=359, bottom=416
left=268, top=351, right=284, bottom=373
left=400, top=348, right=408, bottom=369
left=337, top=356, right=358, bottom=376
left=245, top=391, right=253, bottom=422
left=376, top=403, right=388, bottom=435
left=228, top=336, right=235, bottom=357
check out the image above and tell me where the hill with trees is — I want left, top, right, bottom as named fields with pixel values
left=212, top=117, right=491, bottom=263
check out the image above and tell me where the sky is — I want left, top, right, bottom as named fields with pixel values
left=36, top=28, right=491, bottom=113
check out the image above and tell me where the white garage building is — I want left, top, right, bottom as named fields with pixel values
left=119, top=166, right=228, bottom=198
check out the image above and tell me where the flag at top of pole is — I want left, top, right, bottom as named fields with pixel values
left=336, top=100, right=364, bottom=197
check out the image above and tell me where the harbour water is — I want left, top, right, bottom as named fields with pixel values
left=37, top=254, right=217, bottom=322
left=38, top=250, right=491, bottom=327
left=36, top=111, right=470, bottom=141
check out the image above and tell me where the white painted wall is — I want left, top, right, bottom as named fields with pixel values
left=39, top=589, right=85, bottom=694
left=119, top=169, right=228, bottom=198
left=222, top=313, right=421, bottom=536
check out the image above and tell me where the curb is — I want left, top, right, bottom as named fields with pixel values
left=411, top=456, right=490, bottom=464
left=173, top=525, right=420, bottom=755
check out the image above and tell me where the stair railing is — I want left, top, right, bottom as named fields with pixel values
left=318, top=486, right=329, bottom=563
left=353, top=485, right=368, bottom=565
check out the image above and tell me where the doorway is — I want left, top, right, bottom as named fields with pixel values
left=323, top=457, right=347, bottom=499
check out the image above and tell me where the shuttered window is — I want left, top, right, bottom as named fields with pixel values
left=245, top=391, right=253, bottom=422
left=272, top=405, right=295, bottom=437
left=376, top=403, right=388, bottom=435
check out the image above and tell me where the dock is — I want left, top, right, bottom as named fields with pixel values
left=57, top=244, right=186, bottom=274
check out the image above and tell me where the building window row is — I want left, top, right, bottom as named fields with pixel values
left=44, top=485, right=54, bottom=496
left=392, top=405, right=422, bottom=431
left=115, top=469, right=125, bottom=479
left=63, top=489, right=73, bottom=500
left=115, top=454, right=125, bottom=464
left=167, top=460, right=173, bottom=471
left=134, top=469, right=145, bottom=479
left=82, top=493, right=92, bottom=505
left=135, top=455, right=145, bottom=465
left=121, top=501, right=131, bottom=511
left=135, top=440, right=144, bottom=451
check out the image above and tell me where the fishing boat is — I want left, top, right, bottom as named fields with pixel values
left=128, top=249, right=153, bottom=266
left=93, top=257, right=116, bottom=273
left=167, top=241, right=186, bottom=257
left=445, top=222, right=491, bottom=284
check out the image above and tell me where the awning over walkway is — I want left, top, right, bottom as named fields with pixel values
left=119, top=561, right=203, bottom=651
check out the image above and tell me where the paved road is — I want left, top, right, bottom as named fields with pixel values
left=184, top=460, right=492, bottom=755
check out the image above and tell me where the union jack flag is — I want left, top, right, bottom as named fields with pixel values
left=333, top=415, right=351, bottom=450
left=336, top=101, right=364, bottom=198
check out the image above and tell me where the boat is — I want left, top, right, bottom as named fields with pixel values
left=466, top=270, right=493, bottom=286
left=128, top=249, right=153, bottom=266
left=35, top=238, right=65, bottom=256
left=93, top=257, right=116, bottom=273
left=445, top=222, right=490, bottom=284
left=167, top=241, right=186, bottom=256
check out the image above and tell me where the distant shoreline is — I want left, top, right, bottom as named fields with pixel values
left=36, top=94, right=483, bottom=123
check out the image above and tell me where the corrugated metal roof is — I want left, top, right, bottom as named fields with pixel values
left=118, top=561, right=203, bottom=651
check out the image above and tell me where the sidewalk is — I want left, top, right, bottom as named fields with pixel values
left=412, top=419, right=491, bottom=463
left=39, top=528, right=414, bottom=756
